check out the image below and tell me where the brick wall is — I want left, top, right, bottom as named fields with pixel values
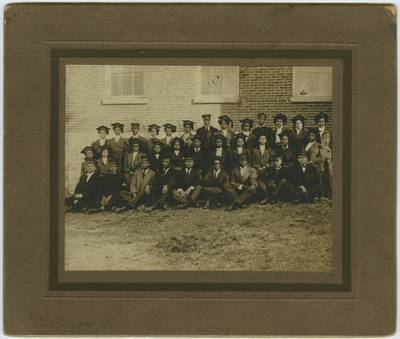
left=65, top=65, right=332, bottom=194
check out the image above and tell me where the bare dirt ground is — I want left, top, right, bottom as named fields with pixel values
left=65, top=198, right=332, bottom=272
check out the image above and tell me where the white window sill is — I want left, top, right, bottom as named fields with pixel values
left=101, top=96, right=148, bottom=105
left=290, top=95, right=332, bottom=103
left=192, top=97, right=241, bottom=104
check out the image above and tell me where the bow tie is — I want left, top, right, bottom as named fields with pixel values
left=301, top=164, right=307, bottom=168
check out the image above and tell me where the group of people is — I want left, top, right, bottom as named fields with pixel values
left=66, top=111, right=332, bottom=213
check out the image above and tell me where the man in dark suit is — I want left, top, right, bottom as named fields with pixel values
left=172, top=154, right=203, bottom=209
left=147, top=154, right=177, bottom=212
left=252, top=112, right=272, bottom=145
left=65, top=160, right=103, bottom=213
left=223, top=154, right=258, bottom=211
left=196, top=114, right=218, bottom=151
left=125, top=123, right=147, bottom=155
left=257, top=154, right=300, bottom=205
left=188, top=134, right=210, bottom=177
left=202, top=156, right=230, bottom=209
left=288, top=151, right=323, bottom=203
left=209, top=134, right=231, bottom=172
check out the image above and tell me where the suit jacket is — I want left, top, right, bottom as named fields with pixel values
left=288, top=163, right=321, bottom=191
left=258, top=165, right=290, bottom=183
left=180, top=132, right=195, bottom=150
left=244, top=132, right=257, bottom=149
left=91, top=139, right=110, bottom=159
left=252, top=147, right=275, bottom=169
left=109, top=137, right=126, bottom=164
left=149, top=153, right=164, bottom=172
left=130, top=168, right=156, bottom=194
left=170, top=150, right=185, bottom=170
left=189, top=147, right=210, bottom=174
left=81, top=158, right=95, bottom=176
left=318, top=128, right=332, bottom=159
left=74, top=172, right=103, bottom=199
left=203, top=169, right=229, bottom=189
left=124, top=151, right=146, bottom=174
left=215, top=130, right=236, bottom=149
left=125, top=135, right=147, bottom=154
left=252, top=126, right=273, bottom=145
left=152, top=166, right=177, bottom=188
left=160, top=136, right=174, bottom=153
left=101, top=172, right=128, bottom=196
left=275, top=145, right=297, bottom=167
left=97, top=157, right=112, bottom=175
left=175, top=168, right=202, bottom=191
left=146, top=137, right=162, bottom=156
left=229, top=165, right=258, bottom=189
left=270, top=126, right=289, bottom=149
left=303, top=142, right=324, bottom=174
left=196, top=125, right=218, bottom=150
left=230, top=148, right=252, bottom=169
left=209, top=147, right=231, bottom=171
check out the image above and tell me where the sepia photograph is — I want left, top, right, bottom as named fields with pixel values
left=64, top=64, right=333, bottom=272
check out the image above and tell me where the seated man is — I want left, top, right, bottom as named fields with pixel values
left=147, top=154, right=177, bottom=212
left=65, top=160, right=103, bottom=213
left=202, top=156, right=230, bottom=209
left=222, top=154, right=258, bottom=211
left=257, top=154, right=300, bottom=205
left=118, top=155, right=156, bottom=212
left=172, top=154, right=203, bottom=209
left=288, top=151, right=323, bottom=203
left=97, top=159, right=128, bottom=212
left=124, top=138, right=146, bottom=185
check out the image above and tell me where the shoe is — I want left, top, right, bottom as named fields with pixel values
left=227, top=201, right=240, bottom=211
left=111, top=206, right=117, bottom=212
left=177, top=202, right=190, bottom=209
left=163, top=204, right=170, bottom=211
left=203, top=202, right=210, bottom=209
left=146, top=204, right=157, bottom=213
left=137, top=205, right=146, bottom=211
left=260, top=197, right=270, bottom=205
left=65, top=206, right=73, bottom=213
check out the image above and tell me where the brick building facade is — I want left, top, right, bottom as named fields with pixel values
left=65, top=65, right=332, bottom=194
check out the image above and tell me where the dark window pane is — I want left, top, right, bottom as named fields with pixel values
left=111, top=75, right=121, bottom=96
left=133, top=73, right=144, bottom=96
left=122, top=75, right=133, bottom=96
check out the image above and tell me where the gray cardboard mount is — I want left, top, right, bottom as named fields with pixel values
left=3, top=4, right=396, bottom=336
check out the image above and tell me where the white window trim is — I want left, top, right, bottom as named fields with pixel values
left=101, top=65, right=147, bottom=105
left=291, top=67, right=332, bottom=103
left=193, top=66, right=240, bottom=104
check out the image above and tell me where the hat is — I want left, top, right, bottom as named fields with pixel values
left=202, top=114, right=211, bottom=119
left=140, top=155, right=149, bottom=161
left=182, top=120, right=194, bottom=130
left=291, top=115, right=306, bottom=125
left=218, top=115, right=233, bottom=126
left=213, top=134, right=227, bottom=144
left=278, top=131, right=292, bottom=141
left=273, top=113, right=287, bottom=124
left=148, top=124, right=161, bottom=132
left=163, top=123, right=177, bottom=133
left=240, top=118, right=254, bottom=129
left=130, top=138, right=141, bottom=146
left=235, top=132, right=247, bottom=141
left=85, top=159, right=97, bottom=166
left=297, top=151, right=310, bottom=159
left=192, top=134, right=202, bottom=141
left=306, top=128, right=319, bottom=136
left=171, top=136, right=184, bottom=147
left=184, top=154, right=195, bottom=161
left=314, top=111, right=329, bottom=124
left=212, top=155, right=223, bottom=163
left=100, top=146, right=110, bottom=152
left=253, top=129, right=269, bottom=139
left=152, top=140, right=164, bottom=148
left=80, top=146, right=93, bottom=155
left=238, top=154, right=249, bottom=161
left=162, top=154, right=172, bottom=160
left=109, top=159, right=119, bottom=166
left=257, top=112, right=267, bottom=119
left=131, top=123, right=140, bottom=128
left=111, top=122, right=124, bottom=133
left=96, top=125, right=110, bottom=134
left=271, top=154, right=283, bottom=161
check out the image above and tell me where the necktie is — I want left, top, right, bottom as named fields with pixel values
left=143, top=171, right=146, bottom=177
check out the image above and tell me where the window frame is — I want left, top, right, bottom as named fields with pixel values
left=290, top=66, right=332, bottom=103
left=101, top=65, right=147, bottom=105
left=193, top=66, right=240, bottom=104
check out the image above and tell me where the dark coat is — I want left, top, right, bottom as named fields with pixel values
left=244, top=132, right=257, bottom=149
left=196, top=125, right=218, bottom=150
left=125, top=135, right=147, bottom=154
left=288, top=163, right=321, bottom=191
left=146, top=137, right=162, bottom=156
left=290, top=128, right=309, bottom=151
left=169, top=150, right=185, bottom=170
left=74, top=172, right=103, bottom=200
left=230, top=147, right=252, bottom=169
left=188, top=147, right=210, bottom=174
left=160, top=136, right=175, bottom=154
left=81, top=158, right=95, bottom=176
left=180, top=132, right=195, bottom=150
left=275, top=145, right=297, bottom=167
left=174, top=168, right=202, bottom=191
left=203, top=169, right=230, bottom=189
left=270, top=126, right=289, bottom=149
left=209, top=147, right=231, bottom=171
left=149, top=153, right=164, bottom=172
left=152, top=166, right=177, bottom=188
left=302, top=142, right=325, bottom=175
left=97, top=157, right=112, bottom=176
left=251, top=147, right=275, bottom=169
left=101, top=172, right=128, bottom=196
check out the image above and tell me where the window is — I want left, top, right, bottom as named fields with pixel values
left=291, top=67, right=332, bottom=103
left=101, top=65, right=147, bottom=105
left=193, top=66, right=240, bottom=104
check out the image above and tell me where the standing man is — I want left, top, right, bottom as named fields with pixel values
left=172, top=155, right=203, bottom=209
left=223, top=154, right=258, bottom=211
left=125, top=123, right=147, bottom=155
left=196, top=114, right=218, bottom=151
left=252, top=112, right=272, bottom=144
left=189, top=134, right=209, bottom=177
left=124, top=138, right=146, bottom=184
